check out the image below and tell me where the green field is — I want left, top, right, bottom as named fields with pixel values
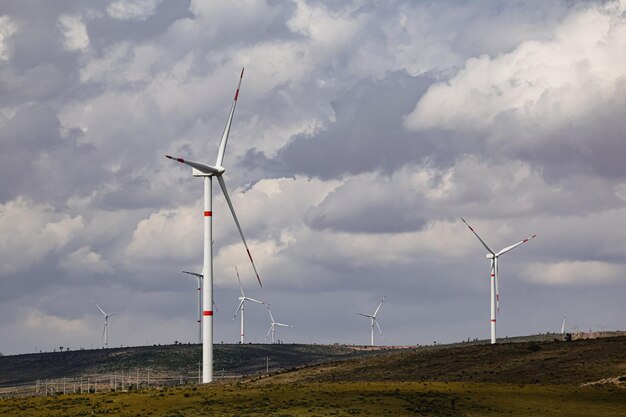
left=0, top=381, right=624, bottom=416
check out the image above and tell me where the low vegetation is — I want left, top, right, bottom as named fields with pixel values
left=1, top=335, right=625, bottom=416
left=0, top=381, right=624, bottom=416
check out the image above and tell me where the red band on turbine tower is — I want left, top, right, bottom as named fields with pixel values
left=491, top=319, right=496, bottom=322
left=204, top=211, right=212, bottom=217
left=203, top=311, right=213, bottom=316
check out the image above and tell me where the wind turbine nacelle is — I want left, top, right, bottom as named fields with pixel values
left=192, top=168, right=211, bottom=177
left=192, top=166, right=225, bottom=177
left=486, top=253, right=494, bottom=259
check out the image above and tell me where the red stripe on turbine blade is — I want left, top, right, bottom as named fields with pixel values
left=240, top=68, right=245, bottom=78
left=523, top=239, right=528, bottom=243
left=177, top=158, right=185, bottom=163
left=204, top=211, right=212, bottom=216
left=234, top=89, right=239, bottom=101
left=203, top=311, right=213, bottom=316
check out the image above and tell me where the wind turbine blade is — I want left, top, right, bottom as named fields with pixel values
left=217, top=175, right=262, bottom=287
left=461, top=218, right=495, bottom=254
left=375, top=319, right=383, bottom=337
left=101, top=323, right=106, bottom=341
left=356, top=313, right=373, bottom=318
left=213, top=300, right=219, bottom=313
left=374, top=297, right=385, bottom=317
left=267, top=306, right=275, bottom=323
left=215, top=68, right=244, bottom=167
left=276, top=323, right=291, bottom=327
left=165, top=155, right=221, bottom=175
left=496, top=234, right=537, bottom=256
left=245, top=297, right=264, bottom=304
left=232, top=300, right=245, bottom=321
left=182, top=270, right=203, bottom=278
left=495, top=257, right=500, bottom=314
left=235, top=266, right=245, bottom=297
left=95, top=303, right=107, bottom=316
left=266, top=324, right=274, bottom=339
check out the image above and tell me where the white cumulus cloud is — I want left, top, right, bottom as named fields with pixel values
left=107, top=0, right=161, bottom=21
left=0, top=198, right=84, bottom=275
left=404, top=1, right=626, bottom=132
left=58, top=14, right=90, bottom=51
left=521, top=261, right=623, bottom=285
left=0, top=15, right=19, bottom=60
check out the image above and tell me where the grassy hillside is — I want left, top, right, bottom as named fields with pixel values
left=0, top=343, right=381, bottom=386
left=1, top=336, right=625, bottom=416
left=256, top=336, right=626, bottom=385
left=1, top=381, right=624, bottom=416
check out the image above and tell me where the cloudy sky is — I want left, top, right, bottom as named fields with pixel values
left=1, top=0, right=625, bottom=355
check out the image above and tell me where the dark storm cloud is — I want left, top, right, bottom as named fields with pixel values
left=277, top=72, right=437, bottom=179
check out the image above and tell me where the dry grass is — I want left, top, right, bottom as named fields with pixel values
left=0, top=381, right=624, bottom=416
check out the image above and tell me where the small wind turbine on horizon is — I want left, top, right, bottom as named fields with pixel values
left=356, top=297, right=385, bottom=346
left=166, top=68, right=262, bottom=383
left=94, top=303, right=121, bottom=349
left=232, top=266, right=265, bottom=344
left=265, top=304, right=292, bottom=344
left=461, top=218, right=536, bottom=344
left=561, top=311, right=567, bottom=335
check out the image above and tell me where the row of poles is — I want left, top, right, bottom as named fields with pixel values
left=0, top=370, right=185, bottom=399
left=0, top=361, right=270, bottom=399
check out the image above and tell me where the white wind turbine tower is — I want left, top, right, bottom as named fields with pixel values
left=461, top=218, right=536, bottom=344
left=95, top=303, right=120, bottom=349
left=166, top=68, right=262, bottom=383
left=232, top=266, right=265, bottom=343
left=356, top=297, right=385, bottom=346
left=182, top=271, right=204, bottom=343
left=561, top=311, right=567, bottom=335
left=266, top=304, right=292, bottom=344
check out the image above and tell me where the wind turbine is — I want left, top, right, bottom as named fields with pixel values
left=95, top=303, right=120, bottom=349
left=166, top=68, right=262, bottom=383
left=561, top=311, right=567, bottom=335
left=232, top=266, right=265, bottom=343
left=265, top=304, right=292, bottom=344
left=356, top=297, right=385, bottom=346
left=461, top=218, right=536, bottom=344
left=182, top=271, right=203, bottom=343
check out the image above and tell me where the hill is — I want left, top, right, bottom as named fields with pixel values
left=0, top=343, right=389, bottom=387
left=255, top=335, right=626, bottom=386
left=1, top=336, right=625, bottom=416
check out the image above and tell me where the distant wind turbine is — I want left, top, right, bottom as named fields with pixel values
left=232, top=266, right=265, bottom=343
left=95, top=303, right=121, bottom=349
left=461, top=218, right=536, bottom=344
left=166, top=68, right=262, bottom=383
left=265, top=304, right=292, bottom=344
left=182, top=271, right=204, bottom=343
left=356, top=297, right=385, bottom=346
left=561, top=311, right=567, bottom=335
